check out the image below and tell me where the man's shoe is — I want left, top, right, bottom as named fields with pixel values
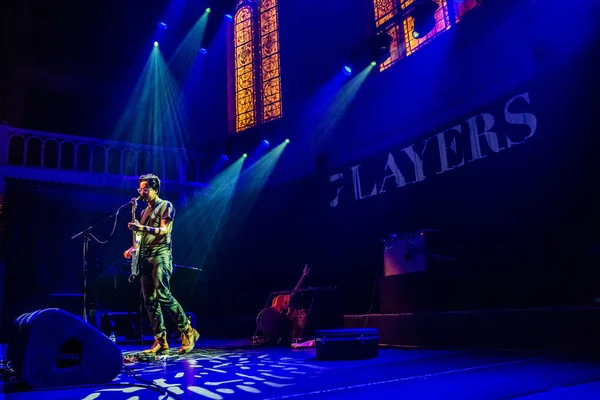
left=143, top=333, right=169, bottom=354
left=179, top=326, right=200, bottom=355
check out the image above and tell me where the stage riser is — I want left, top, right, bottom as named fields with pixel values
left=344, top=308, right=600, bottom=352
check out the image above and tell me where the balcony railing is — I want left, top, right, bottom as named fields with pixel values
left=0, top=123, right=206, bottom=191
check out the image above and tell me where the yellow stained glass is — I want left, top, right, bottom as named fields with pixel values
left=401, top=0, right=450, bottom=56
left=454, top=0, right=480, bottom=23
left=380, top=25, right=403, bottom=71
left=234, top=6, right=257, bottom=132
left=373, top=0, right=398, bottom=28
left=259, top=0, right=282, bottom=122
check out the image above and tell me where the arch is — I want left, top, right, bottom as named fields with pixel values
left=25, top=137, right=43, bottom=167
left=60, top=141, right=75, bottom=169
left=8, top=134, right=25, bottom=165
left=152, top=151, right=166, bottom=179
left=92, top=145, right=108, bottom=173
left=75, top=143, right=92, bottom=171
left=107, top=147, right=122, bottom=174
left=136, top=150, right=151, bottom=176
left=165, top=152, right=180, bottom=181
left=42, top=138, right=60, bottom=168
left=122, top=149, right=137, bottom=176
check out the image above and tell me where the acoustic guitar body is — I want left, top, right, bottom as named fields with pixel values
left=270, top=294, right=291, bottom=313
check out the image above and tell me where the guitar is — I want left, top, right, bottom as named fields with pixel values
left=128, top=197, right=142, bottom=282
left=256, top=265, right=310, bottom=338
left=271, top=264, right=310, bottom=318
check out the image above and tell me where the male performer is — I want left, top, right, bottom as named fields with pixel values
left=123, top=173, right=199, bottom=355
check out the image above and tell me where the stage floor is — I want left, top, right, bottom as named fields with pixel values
left=3, top=339, right=600, bottom=399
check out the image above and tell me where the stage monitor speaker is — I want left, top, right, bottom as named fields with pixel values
left=7, top=308, right=123, bottom=389
left=383, top=230, right=428, bottom=276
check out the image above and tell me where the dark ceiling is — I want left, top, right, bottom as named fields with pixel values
left=2, top=0, right=237, bottom=84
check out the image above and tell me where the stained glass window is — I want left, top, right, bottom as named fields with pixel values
left=373, top=0, right=402, bottom=71
left=372, top=0, right=481, bottom=70
left=379, top=25, right=403, bottom=71
left=259, top=0, right=282, bottom=123
left=234, top=6, right=257, bottom=132
left=373, top=0, right=398, bottom=28
left=401, top=0, right=450, bottom=56
left=232, top=0, right=283, bottom=133
left=454, top=0, right=480, bottom=23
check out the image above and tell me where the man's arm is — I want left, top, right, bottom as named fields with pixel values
left=129, top=218, right=172, bottom=236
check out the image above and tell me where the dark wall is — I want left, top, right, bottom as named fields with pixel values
left=3, top=0, right=600, bottom=338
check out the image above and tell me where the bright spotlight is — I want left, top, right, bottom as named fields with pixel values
left=225, top=14, right=233, bottom=21
left=242, top=153, right=248, bottom=158
left=206, top=7, right=211, bottom=13
left=343, top=66, right=352, bottom=76
left=410, top=0, right=439, bottom=39
left=262, top=139, right=270, bottom=147
left=370, top=61, right=377, bottom=66
left=158, top=22, right=168, bottom=30
left=154, top=41, right=159, bottom=47
left=285, top=139, right=290, bottom=143
left=199, top=48, right=208, bottom=54
left=221, top=154, right=229, bottom=161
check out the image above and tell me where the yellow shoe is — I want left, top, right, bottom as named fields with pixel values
left=179, top=326, right=200, bottom=355
left=143, top=333, right=169, bottom=354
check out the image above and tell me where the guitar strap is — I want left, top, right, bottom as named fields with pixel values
left=139, top=206, right=152, bottom=225
left=140, top=200, right=163, bottom=225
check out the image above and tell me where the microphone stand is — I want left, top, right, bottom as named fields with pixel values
left=71, top=200, right=133, bottom=323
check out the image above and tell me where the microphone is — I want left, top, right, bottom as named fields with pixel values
left=119, top=196, right=142, bottom=210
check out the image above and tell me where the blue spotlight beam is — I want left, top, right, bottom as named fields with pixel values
left=178, top=157, right=245, bottom=269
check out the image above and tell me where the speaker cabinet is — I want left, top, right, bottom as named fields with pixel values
left=7, top=308, right=123, bottom=389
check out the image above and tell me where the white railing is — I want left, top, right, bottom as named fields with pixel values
left=0, top=123, right=206, bottom=191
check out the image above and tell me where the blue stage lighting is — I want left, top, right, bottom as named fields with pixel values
left=343, top=66, right=352, bottom=76
left=225, top=14, right=233, bottom=21
left=199, top=48, right=208, bottom=55
left=262, top=139, right=270, bottom=147
left=158, top=22, right=168, bottom=30
left=221, top=154, right=229, bottom=161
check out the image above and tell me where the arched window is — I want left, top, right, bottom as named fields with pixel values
left=372, top=0, right=483, bottom=71
left=232, top=0, right=283, bottom=133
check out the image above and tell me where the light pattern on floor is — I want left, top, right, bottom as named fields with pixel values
left=86, top=348, right=325, bottom=399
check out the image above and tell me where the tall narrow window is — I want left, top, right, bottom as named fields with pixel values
left=234, top=6, right=257, bottom=132
left=232, top=0, right=283, bottom=133
left=373, top=0, right=403, bottom=71
left=259, top=0, right=282, bottom=123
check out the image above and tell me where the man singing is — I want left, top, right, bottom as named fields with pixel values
left=124, top=174, right=199, bottom=355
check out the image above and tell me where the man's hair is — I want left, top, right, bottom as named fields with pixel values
left=139, top=174, right=161, bottom=194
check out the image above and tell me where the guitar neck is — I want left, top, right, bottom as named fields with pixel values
left=292, top=273, right=308, bottom=293
left=132, top=202, right=137, bottom=247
